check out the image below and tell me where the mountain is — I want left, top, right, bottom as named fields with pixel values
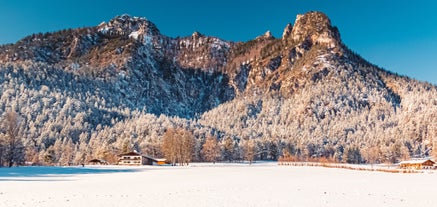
left=0, top=12, right=435, bottom=166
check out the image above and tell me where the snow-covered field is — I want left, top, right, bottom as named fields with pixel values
left=1, top=162, right=437, bottom=207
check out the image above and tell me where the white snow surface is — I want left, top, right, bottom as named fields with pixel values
left=129, top=31, right=140, bottom=40
left=98, top=25, right=111, bottom=34
left=1, top=163, right=437, bottom=207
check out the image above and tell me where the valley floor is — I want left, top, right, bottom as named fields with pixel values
left=0, top=163, right=436, bottom=207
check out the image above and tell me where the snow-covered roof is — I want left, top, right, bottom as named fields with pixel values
left=118, top=151, right=141, bottom=156
left=89, top=159, right=108, bottom=163
left=154, top=158, right=167, bottom=162
left=399, top=159, right=435, bottom=165
left=143, top=155, right=166, bottom=162
left=118, top=152, right=166, bottom=162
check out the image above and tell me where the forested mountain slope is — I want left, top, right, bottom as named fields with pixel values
left=0, top=12, right=435, bottom=166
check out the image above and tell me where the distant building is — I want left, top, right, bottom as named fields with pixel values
left=118, top=151, right=167, bottom=166
left=118, top=152, right=145, bottom=165
left=88, top=159, right=108, bottom=165
left=143, top=155, right=167, bottom=165
left=399, top=159, right=435, bottom=170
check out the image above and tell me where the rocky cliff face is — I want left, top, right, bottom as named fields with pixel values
left=291, top=12, right=341, bottom=49
left=0, top=12, right=426, bottom=118
left=0, top=13, right=239, bottom=118
left=0, top=11, right=432, bottom=116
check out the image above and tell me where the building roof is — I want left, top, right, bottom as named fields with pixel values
left=89, top=159, right=107, bottom=163
left=399, top=159, right=435, bottom=165
left=143, top=155, right=167, bottom=162
left=118, top=151, right=141, bottom=156
left=118, top=152, right=166, bottom=162
left=154, top=158, right=167, bottom=162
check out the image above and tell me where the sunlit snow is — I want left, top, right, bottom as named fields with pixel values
left=1, top=163, right=436, bottom=207
left=129, top=31, right=140, bottom=40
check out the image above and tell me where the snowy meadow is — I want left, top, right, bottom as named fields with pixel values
left=1, top=163, right=437, bottom=207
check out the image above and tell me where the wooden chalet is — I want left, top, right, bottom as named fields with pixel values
left=399, top=159, right=435, bottom=170
left=118, top=151, right=167, bottom=166
left=118, top=151, right=146, bottom=165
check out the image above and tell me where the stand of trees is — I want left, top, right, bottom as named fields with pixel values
left=161, top=128, right=194, bottom=166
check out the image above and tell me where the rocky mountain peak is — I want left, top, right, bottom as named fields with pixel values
left=281, top=23, right=293, bottom=40
left=256, top=30, right=274, bottom=40
left=264, top=30, right=273, bottom=38
left=291, top=11, right=341, bottom=49
left=191, top=31, right=204, bottom=39
left=97, top=14, right=160, bottom=39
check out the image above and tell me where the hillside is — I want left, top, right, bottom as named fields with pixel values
left=0, top=12, right=435, bottom=166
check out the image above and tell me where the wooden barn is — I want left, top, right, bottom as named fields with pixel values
left=88, top=159, right=108, bottom=165
left=399, top=159, right=435, bottom=170
left=143, top=155, right=167, bottom=165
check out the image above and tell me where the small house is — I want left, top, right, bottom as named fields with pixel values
left=399, top=159, right=435, bottom=170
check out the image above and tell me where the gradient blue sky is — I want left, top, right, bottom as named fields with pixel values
left=0, top=0, right=436, bottom=84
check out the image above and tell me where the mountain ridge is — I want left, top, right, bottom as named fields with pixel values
left=0, top=11, right=435, bottom=166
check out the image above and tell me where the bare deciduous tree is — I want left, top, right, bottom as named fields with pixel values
left=201, top=135, right=220, bottom=163
left=362, top=145, right=380, bottom=167
left=243, top=139, right=256, bottom=165
left=221, top=136, right=234, bottom=162
left=179, top=129, right=194, bottom=165
left=0, top=111, right=25, bottom=167
left=0, top=134, right=4, bottom=166
left=162, top=128, right=178, bottom=165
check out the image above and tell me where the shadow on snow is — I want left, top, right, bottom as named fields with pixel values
left=0, top=166, right=141, bottom=181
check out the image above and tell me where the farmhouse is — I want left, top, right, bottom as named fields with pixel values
left=118, top=151, right=145, bottom=165
left=118, top=151, right=167, bottom=166
left=399, top=159, right=435, bottom=170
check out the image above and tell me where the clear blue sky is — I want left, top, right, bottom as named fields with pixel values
left=0, top=0, right=436, bottom=85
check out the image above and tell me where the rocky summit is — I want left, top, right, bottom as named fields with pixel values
left=0, top=11, right=436, bottom=165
